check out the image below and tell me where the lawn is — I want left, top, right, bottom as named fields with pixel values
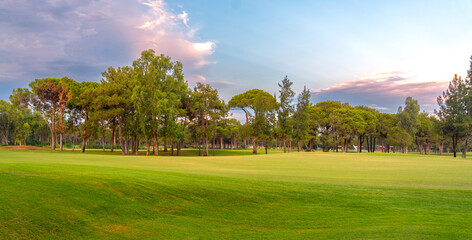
left=0, top=149, right=471, bottom=239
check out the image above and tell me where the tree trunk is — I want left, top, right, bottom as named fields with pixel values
left=439, top=141, right=444, bottom=155
left=199, top=137, right=202, bottom=156
left=72, top=134, right=76, bottom=151
left=462, top=138, right=469, bottom=158
left=50, top=127, right=56, bottom=151
left=81, top=138, right=86, bottom=153
left=146, top=141, right=150, bottom=156
left=220, top=137, right=223, bottom=149
left=297, top=141, right=301, bottom=152
left=171, top=141, right=174, bottom=156
left=119, top=122, right=125, bottom=155
left=51, top=108, right=56, bottom=151
left=111, top=125, right=115, bottom=152
left=265, top=140, right=268, bottom=154
left=452, top=134, right=457, bottom=158
left=135, top=137, right=139, bottom=156
left=359, top=135, right=364, bottom=152
left=212, top=136, right=216, bottom=156
left=372, top=137, right=376, bottom=152
left=60, top=133, right=63, bottom=151
left=357, top=136, right=360, bottom=153
left=177, top=139, right=182, bottom=156
left=380, top=136, right=384, bottom=152
left=102, top=135, right=105, bottom=152
left=283, top=139, right=287, bottom=153
left=203, top=135, right=208, bottom=156
left=153, top=130, right=159, bottom=156
left=252, top=137, right=258, bottom=154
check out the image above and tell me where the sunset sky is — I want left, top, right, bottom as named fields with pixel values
left=1, top=0, right=472, bottom=114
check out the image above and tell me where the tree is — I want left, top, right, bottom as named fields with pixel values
left=376, top=112, right=395, bottom=152
left=277, top=76, right=295, bottom=152
left=69, top=81, right=100, bottom=153
left=416, top=112, right=434, bottom=155
left=0, top=100, right=16, bottom=145
left=229, top=89, right=278, bottom=154
left=55, top=77, right=73, bottom=151
left=397, top=97, right=420, bottom=153
left=191, top=83, right=225, bottom=156
left=310, top=101, right=343, bottom=152
left=15, top=123, right=30, bottom=146
left=99, top=66, right=136, bottom=155
left=436, top=74, right=466, bottom=158
left=386, top=126, right=412, bottom=153
left=11, top=77, right=72, bottom=150
left=353, top=106, right=377, bottom=152
left=132, top=49, right=188, bottom=156
left=461, top=55, right=472, bottom=158
left=292, top=86, right=311, bottom=152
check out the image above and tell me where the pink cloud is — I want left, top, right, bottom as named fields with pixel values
left=312, top=71, right=449, bottom=112
left=0, top=0, right=215, bottom=84
left=129, top=0, right=216, bottom=73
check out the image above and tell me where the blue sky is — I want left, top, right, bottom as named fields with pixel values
left=1, top=0, right=472, bottom=115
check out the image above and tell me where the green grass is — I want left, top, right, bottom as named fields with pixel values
left=0, top=150, right=471, bottom=239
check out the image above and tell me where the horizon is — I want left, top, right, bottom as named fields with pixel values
left=1, top=0, right=472, bottom=114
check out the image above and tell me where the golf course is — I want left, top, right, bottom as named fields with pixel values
left=0, top=149, right=471, bottom=239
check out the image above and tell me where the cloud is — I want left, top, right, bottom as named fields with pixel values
left=228, top=111, right=246, bottom=124
left=0, top=0, right=216, bottom=98
left=207, top=80, right=236, bottom=90
left=312, top=71, right=449, bottom=113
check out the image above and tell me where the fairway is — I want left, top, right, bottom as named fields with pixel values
left=1, top=150, right=471, bottom=239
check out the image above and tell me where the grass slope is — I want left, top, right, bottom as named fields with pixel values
left=0, top=150, right=471, bottom=239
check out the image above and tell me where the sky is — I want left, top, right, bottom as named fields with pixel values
left=1, top=0, right=472, bottom=117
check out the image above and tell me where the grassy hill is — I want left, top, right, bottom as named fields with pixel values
left=0, top=150, right=471, bottom=239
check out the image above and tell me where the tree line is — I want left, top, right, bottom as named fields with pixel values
left=1, top=50, right=471, bottom=157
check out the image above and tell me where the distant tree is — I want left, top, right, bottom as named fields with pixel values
left=15, top=123, right=30, bottom=146
left=132, top=49, right=188, bottom=156
left=416, top=112, right=434, bottom=155
left=353, top=106, right=377, bottom=152
left=0, top=100, right=16, bottom=145
left=55, top=77, right=73, bottom=151
left=226, top=118, right=241, bottom=149
left=386, top=126, right=412, bottom=153
left=191, top=83, right=225, bottom=156
left=376, top=112, right=395, bottom=152
left=69, top=81, right=100, bottom=153
left=397, top=97, right=420, bottom=153
left=461, top=55, right=472, bottom=158
left=99, top=66, right=136, bottom=155
left=277, top=76, right=295, bottom=152
left=292, top=86, right=311, bottom=152
left=229, top=89, right=278, bottom=154
left=310, top=101, right=343, bottom=152
left=11, top=77, right=72, bottom=150
left=436, top=74, right=467, bottom=158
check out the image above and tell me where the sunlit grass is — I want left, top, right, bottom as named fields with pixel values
left=0, top=150, right=471, bottom=239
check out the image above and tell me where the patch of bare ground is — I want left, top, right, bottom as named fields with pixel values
left=0, top=146, right=49, bottom=151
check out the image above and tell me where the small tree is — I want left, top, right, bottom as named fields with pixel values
left=436, top=74, right=467, bottom=158
left=293, top=86, right=311, bottom=152
left=229, top=89, right=278, bottom=154
left=11, top=77, right=72, bottom=150
left=277, top=76, right=295, bottom=152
